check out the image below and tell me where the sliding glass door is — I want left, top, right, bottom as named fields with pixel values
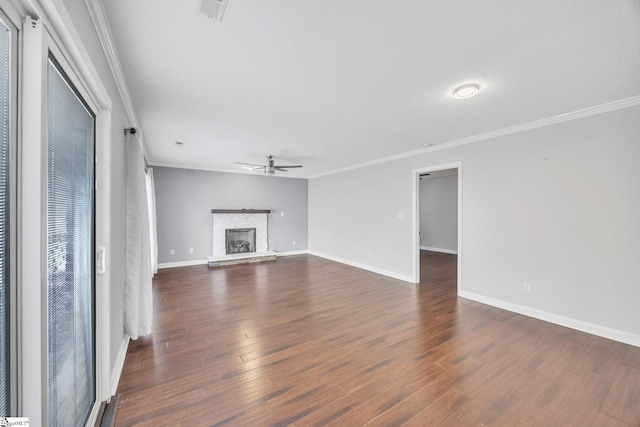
left=46, top=55, right=96, bottom=427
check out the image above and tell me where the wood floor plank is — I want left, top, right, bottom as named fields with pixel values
left=599, top=365, right=640, bottom=425
left=554, top=371, right=613, bottom=426
left=517, top=369, right=585, bottom=426
left=534, top=336, right=582, bottom=379
left=402, top=388, right=469, bottom=427
left=591, top=340, right=629, bottom=379
left=114, top=252, right=640, bottom=426
left=292, top=373, right=403, bottom=426
left=592, top=412, right=631, bottom=427
left=322, top=379, right=425, bottom=426
left=623, top=344, right=640, bottom=369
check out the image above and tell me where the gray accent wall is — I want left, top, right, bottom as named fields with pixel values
left=309, top=104, right=640, bottom=343
left=420, top=174, right=458, bottom=252
left=154, top=167, right=308, bottom=264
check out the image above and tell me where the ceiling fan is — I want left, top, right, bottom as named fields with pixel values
left=236, top=155, right=303, bottom=175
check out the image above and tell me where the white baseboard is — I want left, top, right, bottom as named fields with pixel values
left=308, top=251, right=414, bottom=283
left=110, top=336, right=130, bottom=396
left=420, top=246, right=458, bottom=255
left=276, top=250, right=309, bottom=256
left=158, top=259, right=209, bottom=269
left=459, top=290, right=640, bottom=348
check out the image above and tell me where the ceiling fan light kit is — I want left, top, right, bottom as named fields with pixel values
left=236, top=155, right=303, bottom=175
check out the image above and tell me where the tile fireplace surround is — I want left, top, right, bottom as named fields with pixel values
left=208, top=209, right=277, bottom=267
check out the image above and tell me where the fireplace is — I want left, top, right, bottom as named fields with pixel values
left=226, top=228, right=256, bottom=254
left=209, top=209, right=277, bottom=267
left=210, top=209, right=271, bottom=259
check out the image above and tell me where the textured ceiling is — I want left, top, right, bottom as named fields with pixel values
left=102, top=0, right=640, bottom=178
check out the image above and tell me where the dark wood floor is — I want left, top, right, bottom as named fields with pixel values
left=115, top=252, right=640, bottom=426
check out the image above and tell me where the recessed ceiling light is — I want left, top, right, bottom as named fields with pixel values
left=453, top=84, right=479, bottom=99
left=423, top=143, right=432, bottom=147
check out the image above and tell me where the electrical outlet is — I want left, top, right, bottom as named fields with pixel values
left=523, top=282, right=531, bottom=293
left=293, top=240, right=296, bottom=246
left=281, top=211, right=285, bottom=217
left=189, top=248, right=193, bottom=253
left=170, top=249, right=175, bottom=255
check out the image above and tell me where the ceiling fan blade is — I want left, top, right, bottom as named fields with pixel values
left=236, top=162, right=264, bottom=170
left=237, top=156, right=303, bottom=174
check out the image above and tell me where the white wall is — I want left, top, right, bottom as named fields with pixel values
left=420, top=174, right=458, bottom=252
left=309, top=104, right=640, bottom=345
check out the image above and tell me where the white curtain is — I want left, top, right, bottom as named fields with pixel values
left=125, top=137, right=152, bottom=339
left=146, top=168, right=158, bottom=276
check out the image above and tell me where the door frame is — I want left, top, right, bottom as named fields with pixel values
left=20, top=9, right=112, bottom=425
left=0, top=4, right=19, bottom=417
left=411, top=162, right=462, bottom=292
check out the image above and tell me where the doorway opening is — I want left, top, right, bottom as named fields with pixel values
left=412, top=162, right=462, bottom=293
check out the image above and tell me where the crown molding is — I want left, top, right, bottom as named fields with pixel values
left=309, top=94, right=640, bottom=179
left=85, top=0, right=150, bottom=157
left=85, top=0, right=135, bottom=122
left=79, top=2, right=640, bottom=179
left=149, top=161, right=308, bottom=179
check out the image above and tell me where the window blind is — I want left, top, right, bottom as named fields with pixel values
left=46, top=56, right=95, bottom=427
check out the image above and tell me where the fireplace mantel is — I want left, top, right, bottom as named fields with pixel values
left=211, top=209, right=271, bottom=214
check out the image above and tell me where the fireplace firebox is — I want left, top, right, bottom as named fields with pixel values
left=225, top=228, right=256, bottom=255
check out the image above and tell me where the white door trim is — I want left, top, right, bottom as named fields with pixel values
left=20, top=9, right=112, bottom=425
left=411, top=162, right=463, bottom=294
left=20, top=17, right=47, bottom=425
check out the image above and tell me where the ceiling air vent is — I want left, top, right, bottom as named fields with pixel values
left=197, top=0, right=228, bottom=22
